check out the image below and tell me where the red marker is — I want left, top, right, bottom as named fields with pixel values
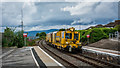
left=23, top=33, right=27, bottom=37
left=87, top=35, right=90, bottom=38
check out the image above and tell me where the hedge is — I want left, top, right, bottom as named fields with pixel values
left=77, top=28, right=117, bottom=45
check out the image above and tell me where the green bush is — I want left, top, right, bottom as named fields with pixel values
left=36, top=32, right=46, bottom=40
left=15, top=31, right=24, bottom=48
left=27, top=39, right=35, bottom=46
left=2, top=27, right=24, bottom=48
left=2, top=27, right=15, bottom=47
left=89, top=28, right=108, bottom=43
left=77, top=28, right=117, bottom=45
left=102, top=28, right=117, bottom=35
left=115, top=25, right=120, bottom=32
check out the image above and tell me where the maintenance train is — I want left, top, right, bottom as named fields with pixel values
left=46, top=27, right=82, bottom=52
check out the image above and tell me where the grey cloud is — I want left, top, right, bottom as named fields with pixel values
left=62, top=2, right=118, bottom=25
left=1, top=2, right=118, bottom=32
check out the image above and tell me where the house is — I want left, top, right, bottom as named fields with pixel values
left=95, top=24, right=103, bottom=28
left=86, top=20, right=120, bottom=30
left=103, top=20, right=120, bottom=28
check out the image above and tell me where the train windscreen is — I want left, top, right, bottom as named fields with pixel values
left=74, top=33, right=78, bottom=40
left=65, top=33, right=72, bottom=39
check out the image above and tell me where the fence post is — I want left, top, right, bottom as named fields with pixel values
left=24, top=37, right=26, bottom=46
left=115, top=32, right=116, bottom=38
left=117, top=31, right=119, bottom=40
left=109, top=33, right=111, bottom=39
left=112, top=34, right=113, bottom=40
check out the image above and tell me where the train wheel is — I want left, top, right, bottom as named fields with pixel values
left=55, top=45, right=57, bottom=48
left=60, top=46, right=61, bottom=50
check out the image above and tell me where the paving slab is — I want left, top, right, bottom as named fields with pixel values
left=2, top=47, right=37, bottom=68
left=33, top=46, right=63, bottom=68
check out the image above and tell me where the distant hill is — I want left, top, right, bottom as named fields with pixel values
left=24, top=29, right=58, bottom=37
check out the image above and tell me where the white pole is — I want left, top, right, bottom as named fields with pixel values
left=109, top=33, right=110, bottom=39
left=117, top=31, right=119, bottom=40
left=112, top=34, right=113, bottom=40
left=24, top=37, right=26, bottom=46
left=88, top=38, right=89, bottom=45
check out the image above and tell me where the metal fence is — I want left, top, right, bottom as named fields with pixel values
left=109, top=31, right=119, bottom=41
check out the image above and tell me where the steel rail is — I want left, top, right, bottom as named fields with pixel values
left=39, top=40, right=78, bottom=68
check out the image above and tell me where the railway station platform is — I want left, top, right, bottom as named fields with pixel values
left=82, top=46, right=120, bottom=56
left=82, top=46, right=120, bottom=65
left=32, top=46, right=64, bottom=68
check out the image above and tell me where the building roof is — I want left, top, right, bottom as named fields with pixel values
left=86, top=20, right=120, bottom=30
left=104, top=20, right=120, bottom=27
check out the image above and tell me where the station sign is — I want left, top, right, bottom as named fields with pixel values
left=23, top=33, right=27, bottom=37
left=87, top=35, right=90, bottom=38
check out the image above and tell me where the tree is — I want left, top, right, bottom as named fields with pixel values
left=59, top=28, right=65, bottom=31
left=115, top=25, right=120, bottom=32
left=40, top=32, right=46, bottom=36
left=36, top=32, right=46, bottom=40
left=3, top=27, right=15, bottom=47
left=2, top=27, right=24, bottom=48
left=15, top=31, right=24, bottom=48
left=36, top=33, right=40, bottom=37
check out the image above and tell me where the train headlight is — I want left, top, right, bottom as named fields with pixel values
left=66, top=42, right=69, bottom=44
left=77, top=43, right=81, bottom=45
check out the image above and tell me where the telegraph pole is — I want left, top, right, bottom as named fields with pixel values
left=21, top=9, right=23, bottom=32
left=21, top=9, right=26, bottom=46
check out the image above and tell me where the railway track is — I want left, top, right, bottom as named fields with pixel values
left=77, top=54, right=120, bottom=68
left=39, top=40, right=120, bottom=68
left=39, top=40, right=78, bottom=68
left=65, top=53, right=104, bottom=68
left=66, top=53, right=120, bottom=68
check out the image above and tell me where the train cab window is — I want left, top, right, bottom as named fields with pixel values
left=74, top=33, right=78, bottom=40
left=65, top=33, right=72, bottom=39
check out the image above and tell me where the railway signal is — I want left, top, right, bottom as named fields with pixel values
left=23, top=33, right=27, bottom=37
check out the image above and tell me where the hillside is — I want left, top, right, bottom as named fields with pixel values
left=25, top=29, right=58, bottom=37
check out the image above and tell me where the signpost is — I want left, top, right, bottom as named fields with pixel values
left=23, top=33, right=27, bottom=46
left=87, top=35, right=90, bottom=44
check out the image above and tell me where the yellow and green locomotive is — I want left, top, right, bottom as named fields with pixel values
left=46, top=27, right=82, bottom=52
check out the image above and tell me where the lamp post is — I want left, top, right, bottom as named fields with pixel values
left=21, top=9, right=25, bottom=46
left=21, top=9, right=23, bottom=32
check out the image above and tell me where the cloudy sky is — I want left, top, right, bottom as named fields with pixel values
left=0, top=0, right=119, bottom=32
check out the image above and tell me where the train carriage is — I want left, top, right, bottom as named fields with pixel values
left=46, top=27, right=82, bottom=52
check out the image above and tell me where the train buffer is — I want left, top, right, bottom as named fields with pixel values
left=32, top=46, right=64, bottom=68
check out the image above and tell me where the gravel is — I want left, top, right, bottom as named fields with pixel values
left=88, top=39, right=120, bottom=51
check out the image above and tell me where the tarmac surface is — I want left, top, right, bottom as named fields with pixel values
left=2, top=47, right=37, bottom=68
